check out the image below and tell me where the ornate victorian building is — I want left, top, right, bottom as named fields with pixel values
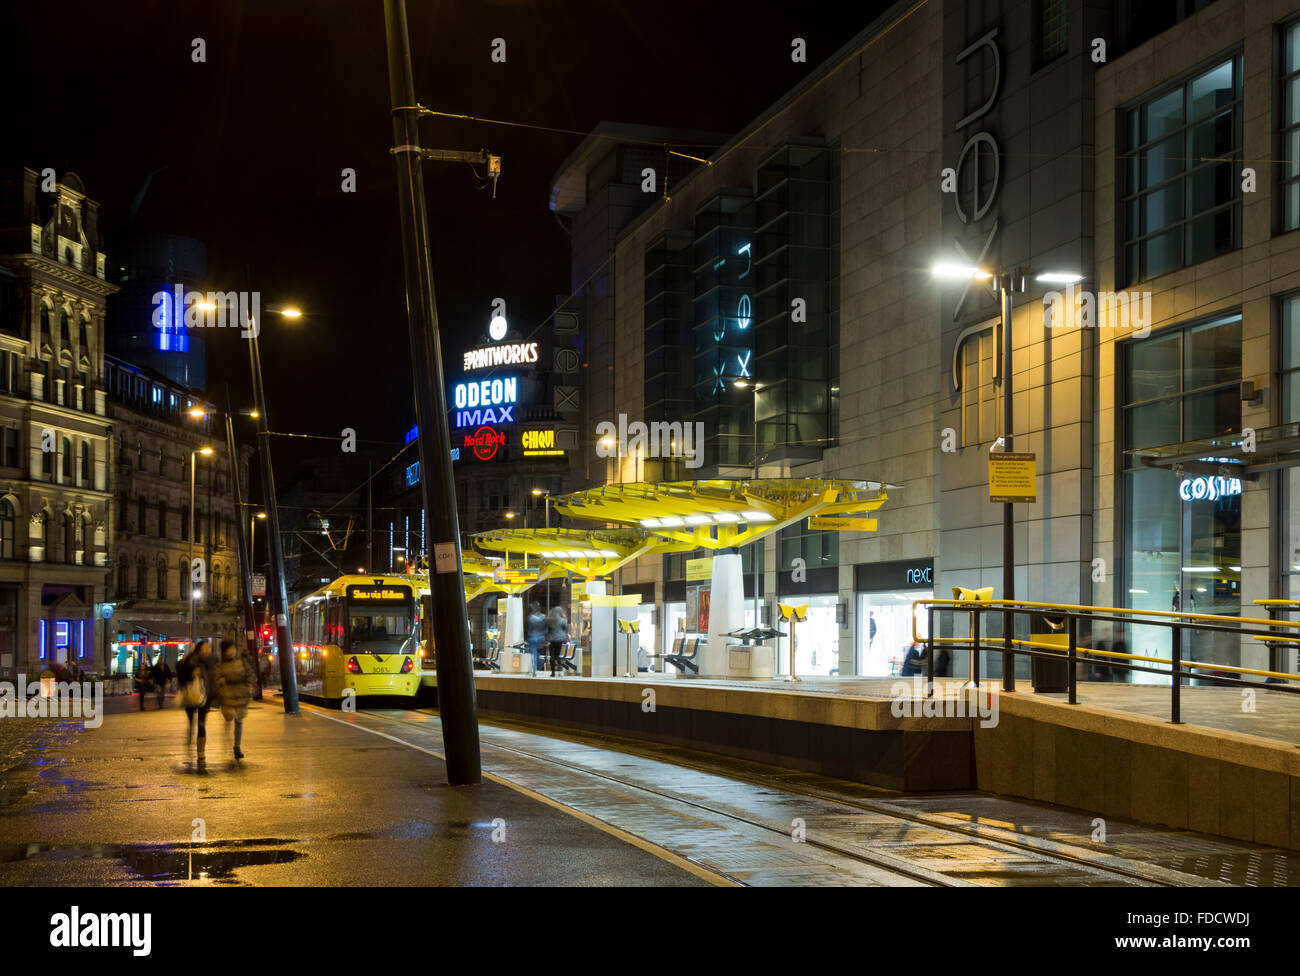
left=0, top=169, right=115, bottom=674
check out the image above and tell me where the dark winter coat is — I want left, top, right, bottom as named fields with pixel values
left=216, top=655, right=254, bottom=709
left=178, top=648, right=218, bottom=703
left=544, top=609, right=570, bottom=643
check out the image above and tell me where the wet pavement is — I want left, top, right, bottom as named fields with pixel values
left=1, top=690, right=1294, bottom=886
left=0, top=693, right=711, bottom=886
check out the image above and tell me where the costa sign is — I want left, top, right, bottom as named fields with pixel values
left=1179, top=476, right=1242, bottom=502
left=463, top=425, right=506, bottom=461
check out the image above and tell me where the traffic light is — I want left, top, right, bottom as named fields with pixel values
left=260, top=625, right=272, bottom=644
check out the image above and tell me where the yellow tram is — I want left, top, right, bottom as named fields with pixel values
left=289, top=574, right=428, bottom=702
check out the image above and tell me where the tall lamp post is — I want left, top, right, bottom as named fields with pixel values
left=246, top=305, right=302, bottom=713
left=188, top=445, right=214, bottom=650
left=932, top=262, right=1082, bottom=690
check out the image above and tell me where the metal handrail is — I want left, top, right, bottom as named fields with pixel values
left=910, top=598, right=1300, bottom=727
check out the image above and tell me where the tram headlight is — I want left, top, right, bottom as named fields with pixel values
left=345, top=656, right=360, bottom=674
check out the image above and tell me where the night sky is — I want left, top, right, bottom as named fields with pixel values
left=1, top=0, right=889, bottom=493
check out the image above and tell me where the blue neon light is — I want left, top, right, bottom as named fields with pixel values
left=39, top=620, right=46, bottom=659
left=405, top=461, right=420, bottom=486
left=405, top=424, right=418, bottom=445
left=78, top=620, right=85, bottom=657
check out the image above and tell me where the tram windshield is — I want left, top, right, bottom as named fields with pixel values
left=347, top=608, right=413, bottom=653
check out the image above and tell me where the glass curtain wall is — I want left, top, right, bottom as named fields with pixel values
left=1122, top=313, right=1242, bottom=680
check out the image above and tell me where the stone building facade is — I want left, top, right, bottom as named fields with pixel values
left=0, top=169, right=114, bottom=675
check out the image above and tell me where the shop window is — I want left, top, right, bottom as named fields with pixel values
left=1121, top=313, right=1242, bottom=677
left=1120, top=56, right=1242, bottom=285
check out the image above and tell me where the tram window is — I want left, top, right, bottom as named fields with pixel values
left=347, top=610, right=412, bottom=650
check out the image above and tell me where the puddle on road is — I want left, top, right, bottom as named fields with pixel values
left=0, top=839, right=304, bottom=884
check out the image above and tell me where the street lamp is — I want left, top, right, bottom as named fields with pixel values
left=734, top=379, right=763, bottom=640
left=932, top=262, right=1082, bottom=690
left=189, top=445, right=215, bottom=651
left=246, top=303, right=304, bottom=713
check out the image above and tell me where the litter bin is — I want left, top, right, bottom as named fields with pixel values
left=1030, top=614, right=1070, bottom=692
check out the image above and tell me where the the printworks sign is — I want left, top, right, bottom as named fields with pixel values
left=988, top=452, right=1036, bottom=503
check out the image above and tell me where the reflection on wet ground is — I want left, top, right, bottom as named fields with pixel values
left=0, top=839, right=304, bottom=885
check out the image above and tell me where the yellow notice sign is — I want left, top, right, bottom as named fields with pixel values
left=686, top=557, right=712, bottom=581
left=989, top=452, right=1037, bottom=503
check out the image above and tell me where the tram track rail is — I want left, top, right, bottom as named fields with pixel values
left=344, top=705, right=1217, bottom=887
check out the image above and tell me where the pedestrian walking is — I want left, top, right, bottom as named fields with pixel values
left=216, top=639, right=254, bottom=761
left=177, top=640, right=217, bottom=764
left=151, top=658, right=166, bottom=708
left=134, top=657, right=152, bottom=710
left=526, top=601, right=547, bottom=671
left=544, top=606, right=570, bottom=677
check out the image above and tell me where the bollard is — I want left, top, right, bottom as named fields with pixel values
left=1170, top=625, right=1182, bottom=725
left=1067, top=615, right=1077, bottom=705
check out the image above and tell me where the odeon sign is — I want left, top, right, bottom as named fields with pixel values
left=452, top=376, right=517, bottom=427
left=1178, top=475, right=1242, bottom=502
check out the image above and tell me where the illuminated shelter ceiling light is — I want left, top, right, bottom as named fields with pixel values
left=712, top=511, right=741, bottom=522
left=684, top=514, right=712, bottom=525
left=742, top=511, right=774, bottom=521
left=641, top=518, right=662, bottom=528
left=659, top=516, right=685, bottom=527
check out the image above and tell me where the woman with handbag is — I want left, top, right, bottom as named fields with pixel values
left=177, top=640, right=217, bottom=764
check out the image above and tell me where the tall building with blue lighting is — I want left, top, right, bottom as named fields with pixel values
left=106, top=234, right=206, bottom=391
